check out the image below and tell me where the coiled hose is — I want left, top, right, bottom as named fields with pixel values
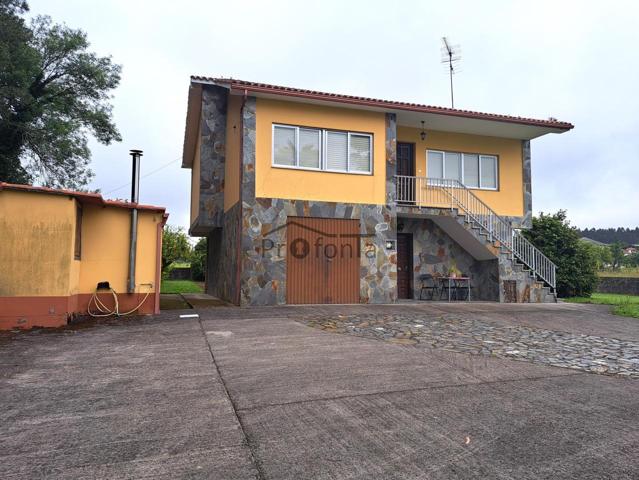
left=87, top=287, right=151, bottom=317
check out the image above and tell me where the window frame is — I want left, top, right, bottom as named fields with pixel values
left=427, top=149, right=499, bottom=191
left=272, top=123, right=373, bottom=175
left=272, top=124, right=321, bottom=171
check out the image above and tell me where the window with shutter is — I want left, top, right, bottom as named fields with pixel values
left=272, top=124, right=373, bottom=174
left=325, top=131, right=348, bottom=171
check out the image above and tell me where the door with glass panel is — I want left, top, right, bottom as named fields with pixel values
left=397, top=142, right=415, bottom=204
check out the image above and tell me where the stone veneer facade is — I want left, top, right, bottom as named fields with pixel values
left=403, top=218, right=499, bottom=301
left=192, top=86, right=227, bottom=234
left=236, top=102, right=398, bottom=305
left=198, top=87, right=544, bottom=305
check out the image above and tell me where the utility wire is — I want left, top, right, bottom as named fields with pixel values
left=103, top=156, right=181, bottom=196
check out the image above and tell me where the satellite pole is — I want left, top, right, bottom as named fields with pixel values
left=441, top=37, right=461, bottom=108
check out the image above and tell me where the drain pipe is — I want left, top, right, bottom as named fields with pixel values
left=127, top=149, right=143, bottom=294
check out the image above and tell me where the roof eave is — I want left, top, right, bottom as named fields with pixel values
left=181, top=82, right=203, bottom=169
left=199, top=76, right=573, bottom=133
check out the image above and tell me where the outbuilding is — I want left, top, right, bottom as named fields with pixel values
left=0, top=182, right=167, bottom=329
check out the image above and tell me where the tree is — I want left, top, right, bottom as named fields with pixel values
left=609, top=241, right=624, bottom=271
left=523, top=210, right=598, bottom=297
left=580, top=241, right=612, bottom=270
left=0, top=1, right=121, bottom=188
left=162, top=226, right=191, bottom=271
left=624, top=252, right=639, bottom=268
left=190, top=238, right=207, bottom=281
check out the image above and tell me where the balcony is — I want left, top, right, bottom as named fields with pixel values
left=393, top=175, right=556, bottom=290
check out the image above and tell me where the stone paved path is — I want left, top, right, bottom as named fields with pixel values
left=297, top=312, right=639, bottom=378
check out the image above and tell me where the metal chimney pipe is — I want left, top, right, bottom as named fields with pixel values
left=127, top=149, right=143, bottom=294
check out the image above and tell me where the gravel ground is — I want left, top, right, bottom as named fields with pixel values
left=297, top=311, right=639, bottom=378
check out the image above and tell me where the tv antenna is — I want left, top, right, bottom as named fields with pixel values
left=441, top=37, right=461, bottom=108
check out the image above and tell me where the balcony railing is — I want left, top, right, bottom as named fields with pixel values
left=394, top=175, right=556, bottom=290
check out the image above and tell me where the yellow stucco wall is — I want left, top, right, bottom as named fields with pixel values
left=255, top=98, right=387, bottom=205
left=397, top=127, right=524, bottom=217
left=0, top=190, right=161, bottom=297
left=224, top=94, right=242, bottom=211
left=190, top=130, right=201, bottom=227
left=0, top=191, right=75, bottom=296
left=78, top=204, right=160, bottom=294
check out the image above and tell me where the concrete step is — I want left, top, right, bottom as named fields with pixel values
left=446, top=208, right=555, bottom=303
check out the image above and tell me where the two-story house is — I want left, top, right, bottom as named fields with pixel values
left=182, top=77, right=573, bottom=306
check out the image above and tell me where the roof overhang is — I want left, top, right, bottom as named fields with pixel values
left=182, top=76, right=574, bottom=167
left=181, top=83, right=203, bottom=169
left=0, top=182, right=166, bottom=213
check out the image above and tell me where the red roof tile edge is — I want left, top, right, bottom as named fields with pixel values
left=192, top=76, right=573, bottom=130
left=0, top=182, right=166, bottom=213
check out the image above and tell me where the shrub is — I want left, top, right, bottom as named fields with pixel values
left=523, top=211, right=598, bottom=297
left=162, top=225, right=192, bottom=271
left=190, top=238, right=207, bottom=281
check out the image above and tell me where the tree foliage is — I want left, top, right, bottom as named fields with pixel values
left=580, top=241, right=612, bottom=270
left=0, top=0, right=121, bottom=188
left=162, top=225, right=192, bottom=271
left=523, top=210, right=598, bottom=298
left=625, top=252, right=639, bottom=268
left=190, top=238, right=207, bottom=281
left=608, top=241, right=625, bottom=271
left=577, top=227, right=639, bottom=246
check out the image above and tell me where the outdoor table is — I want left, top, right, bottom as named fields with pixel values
left=438, top=276, right=471, bottom=302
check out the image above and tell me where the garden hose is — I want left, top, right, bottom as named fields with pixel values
left=87, top=287, right=151, bottom=317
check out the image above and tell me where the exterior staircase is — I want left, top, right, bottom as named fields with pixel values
left=395, top=176, right=557, bottom=303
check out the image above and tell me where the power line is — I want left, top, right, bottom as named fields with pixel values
left=103, top=156, right=181, bottom=196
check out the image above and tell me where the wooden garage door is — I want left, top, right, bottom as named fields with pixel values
left=287, top=217, right=360, bottom=304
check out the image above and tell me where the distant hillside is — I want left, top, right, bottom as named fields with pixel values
left=577, top=227, right=639, bottom=245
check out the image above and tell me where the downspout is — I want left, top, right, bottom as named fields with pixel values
left=154, top=212, right=169, bottom=313
left=127, top=149, right=143, bottom=294
left=235, top=89, right=247, bottom=306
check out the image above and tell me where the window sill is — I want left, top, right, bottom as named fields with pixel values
left=272, top=164, right=373, bottom=176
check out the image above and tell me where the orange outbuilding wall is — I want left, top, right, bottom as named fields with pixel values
left=0, top=184, right=167, bottom=330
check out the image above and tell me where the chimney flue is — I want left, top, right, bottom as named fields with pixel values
left=129, top=149, right=143, bottom=203
left=127, top=149, right=143, bottom=294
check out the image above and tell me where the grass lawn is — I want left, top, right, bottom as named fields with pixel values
left=564, top=293, right=639, bottom=319
left=160, top=280, right=204, bottom=294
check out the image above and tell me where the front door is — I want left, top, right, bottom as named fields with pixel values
left=396, top=233, right=413, bottom=299
left=397, top=143, right=415, bottom=203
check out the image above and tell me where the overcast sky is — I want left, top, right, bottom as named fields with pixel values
left=31, top=0, right=639, bottom=230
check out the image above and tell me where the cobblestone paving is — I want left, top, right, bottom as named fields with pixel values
left=297, top=313, right=639, bottom=378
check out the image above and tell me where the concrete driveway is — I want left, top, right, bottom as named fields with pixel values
left=1, top=302, right=638, bottom=479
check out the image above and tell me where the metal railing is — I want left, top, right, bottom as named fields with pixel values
left=394, top=175, right=556, bottom=290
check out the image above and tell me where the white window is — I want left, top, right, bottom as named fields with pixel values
left=349, top=134, right=372, bottom=173
left=325, top=131, right=348, bottom=171
left=463, top=154, right=479, bottom=188
left=444, top=152, right=461, bottom=181
left=427, top=149, right=498, bottom=190
left=299, top=128, right=321, bottom=169
left=427, top=151, right=443, bottom=179
left=273, top=125, right=296, bottom=166
left=272, top=124, right=372, bottom=174
left=480, top=155, right=497, bottom=189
